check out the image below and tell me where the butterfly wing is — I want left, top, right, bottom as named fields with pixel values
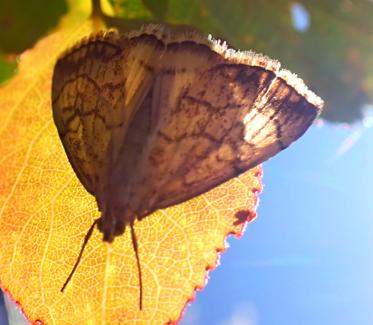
left=124, top=35, right=323, bottom=216
left=52, top=26, right=323, bottom=223
left=51, top=31, right=163, bottom=196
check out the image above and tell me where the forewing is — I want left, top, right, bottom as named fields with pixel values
left=51, top=31, right=163, bottom=195
left=130, top=39, right=322, bottom=215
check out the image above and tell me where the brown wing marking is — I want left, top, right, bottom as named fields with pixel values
left=52, top=32, right=164, bottom=196
left=52, top=32, right=124, bottom=194
left=124, top=41, right=318, bottom=216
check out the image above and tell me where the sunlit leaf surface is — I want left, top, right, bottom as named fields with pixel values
left=0, top=3, right=261, bottom=324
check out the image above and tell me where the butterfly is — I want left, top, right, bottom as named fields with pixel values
left=51, top=24, right=323, bottom=309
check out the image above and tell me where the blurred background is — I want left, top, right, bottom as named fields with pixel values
left=0, top=0, right=372, bottom=324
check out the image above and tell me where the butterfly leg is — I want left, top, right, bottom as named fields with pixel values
left=130, top=219, right=143, bottom=310
left=61, top=218, right=100, bottom=292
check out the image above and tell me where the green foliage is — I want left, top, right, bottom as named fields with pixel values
left=0, top=56, right=17, bottom=84
left=142, top=0, right=169, bottom=20
left=1, top=0, right=372, bottom=123
left=107, top=0, right=151, bottom=19
left=0, top=0, right=67, bottom=53
left=0, top=0, right=67, bottom=84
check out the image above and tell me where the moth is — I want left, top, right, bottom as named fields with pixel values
left=51, top=24, right=323, bottom=309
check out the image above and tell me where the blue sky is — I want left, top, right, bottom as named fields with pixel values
left=180, top=121, right=373, bottom=325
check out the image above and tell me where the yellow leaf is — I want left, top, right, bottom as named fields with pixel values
left=0, top=3, right=261, bottom=324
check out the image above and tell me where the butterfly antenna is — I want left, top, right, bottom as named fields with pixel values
left=130, top=220, right=143, bottom=310
left=61, top=218, right=100, bottom=292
